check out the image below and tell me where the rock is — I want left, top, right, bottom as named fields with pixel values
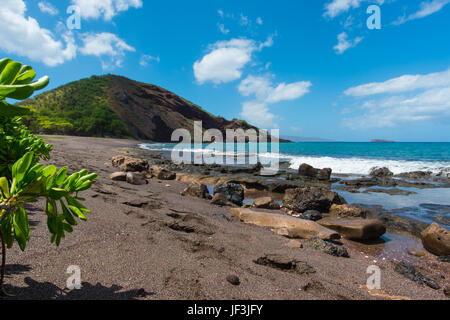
left=306, top=237, right=350, bottom=258
left=211, top=193, right=233, bottom=206
left=317, top=217, right=386, bottom=240
left=253, top=197, right=280, bottom=210
left=300, top=210, right=322, bottom=222
left=378, top=214, right=429, bottom=239
left=298, top=163, right=332, bottom=181
left=109, top=172, right=127, bottom=181
left=437, top=256, right=450, bottom=263
left=183, top=183, right=210, bottom=199
left=282, top=187, right=343, bottom=213
left=215, top=183, right=245, bottom=206
left=396, top=171, right=433, bottom=180
left=151, top=165, right=176, bottom=180
left=394, top=261, right=441, bottom=290
left=298, top=163, right=318, bottom=178
left=112, top=156, right=149, bottom=172
left=226, top=275, right=240, bottom=286
left=329, top=204, right=366, bottom=218
left=317, top=168, right=332, bottom=181
left=407, top=246, right=426, bottom=257
left=126, top=172, right=147, bottom=185
left=230, top=208, right=340, bottom=241
left=421, top=223, right=450, bottom=256
left=370, top=167, right=393, bottom=177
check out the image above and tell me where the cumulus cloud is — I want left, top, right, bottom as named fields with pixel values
left=333, top=32, right=363, bottom=54
left=0, top=0, right=76, bottom=66
left=238, top=75, right=312, bottom=128
left=393, top=0, right=450, bottom=25
left=71, top=0, right=142, bottom=21
left=343, top=68, right=450, bottom=129
left=193, top=37, right=273, bottom=85
left=38, top=1, right=59, bottom=15
left=80, top=32, right=135, bottom=69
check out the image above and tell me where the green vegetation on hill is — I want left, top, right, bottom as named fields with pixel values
left=20, top=75, right=133, bottom=138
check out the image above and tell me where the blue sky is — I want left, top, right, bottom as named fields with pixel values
left=1, top=0, right=449, bottom=141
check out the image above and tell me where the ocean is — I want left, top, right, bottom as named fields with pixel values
left=139, top=142, right=450, bottom=175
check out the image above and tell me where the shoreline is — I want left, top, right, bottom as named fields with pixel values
left=5, top=136, right=449, bottom=300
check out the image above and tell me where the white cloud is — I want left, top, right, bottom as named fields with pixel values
left=344, top=68, right=450, bottom=96
left=394, top=0, right=450, bottom=25
left=324, top=0, right=385, bottom=18
left=256, top=17, right=263, bottom=25
left=71, top=0, right=142, bottom=21
left=0, top=0, right=76, bottom=66
left=38, top=1, right=59, bottom=15
left=343, top=68, right=450, bottom=128
left=240, top=13, right=249, bottom=26
left=333, top=32, right=363, bottom=54
left=80, top=32, right=135, bottom=69
left=193, top=37, right=273, bottom=85
left=140, top=54, right=160, bottom=66
left=238, top=75, right=312, bottom=128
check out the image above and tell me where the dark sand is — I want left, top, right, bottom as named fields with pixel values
left=4, top=136, right=449, bottom=300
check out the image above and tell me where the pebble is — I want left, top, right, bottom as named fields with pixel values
left=226, top=275, right=241, bottom=286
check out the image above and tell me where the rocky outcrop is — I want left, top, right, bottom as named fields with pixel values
left=112, top=155, right=149, bottom=172
left=329, top=204, right=367, bottom=218
left=317, top=217, right=386, bottom=240
left=215, top=183, right=245, bottom=206
left=230, top=208, right=340, bottom=241
left=394, top=262, right=440, bottom=290
left=306, top=237, right=350, bottom=258
left=182, top=182, right=210, bottom=199
left=421, top=223, right=450, bottom=256
left=298, top=163, right=332, bottom=181
left=150, top=165, right=176, bottom=180
left=211, top=193, right=233, bottom=206
left=253, top=197, right=280, bottom=210
left=370, top=167, right=393, bottom=177
left=283, top=187, right=345, bottom=213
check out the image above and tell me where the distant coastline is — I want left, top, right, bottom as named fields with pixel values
left=371, top=139, right=395, bottom=143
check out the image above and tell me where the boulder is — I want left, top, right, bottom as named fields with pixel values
left=253, top=197, right=280, bottom=210
left=230, top=208, right=340, bottom=241
left=300, top=210, right=322, bottom=222
left=298, top=163, right=332, bottom=181
left=282, top=187, right=344, bottom=213
left=421, top=223, right=450, bottom=256
left=215, top=183, right=244, bottom=206
left=112, top=155, right=149, bottom=172
left=109, top=172, right=127, bottom=181
left=306, top=237, right=350, bottom=258
left=394, top=261, right=440, bottom=290
left=183, top=182, right=210, bottom=199
left=317, top=217, right=386, bottom=240
left=126, top=172, right=147, bottom=185
left=329, top=204, right=366, bottom=218
left=151, top=165, right=176, bottom=180
left=370, top=167, right=393, bottom=177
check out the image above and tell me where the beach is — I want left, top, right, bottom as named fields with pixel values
left=3, top=136, right=449, bottom=300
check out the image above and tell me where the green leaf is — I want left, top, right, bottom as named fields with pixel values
left=60, top=201, right=77, bottom=226
left=29, top=76, right=50, bottom=91
left=14, top=66, right=36, bottom=84
left=0, top=61, right=22, bottom=85
left=0, top=100, right=30, bottom=117
left=13, top=206, right=30, bottom=251
left=0, top=177, right=10, bottom=198
left=5, top=84, right=34, bottom=100
left=12, top=151, right=34, bottom=185
left=0, top=58, right=12, bottom=74
left=1, top=215, right=14, bottom=248
left=0, top=86, right=16, bottom=96
left=55, top=166, right=68, bottom=185
left=42, top=165, right=56, bottom=177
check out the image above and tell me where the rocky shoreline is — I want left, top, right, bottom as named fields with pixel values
left=4, top=136, right=449, bottom=300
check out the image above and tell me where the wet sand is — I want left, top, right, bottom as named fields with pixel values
left=3, top=136, right=449, bottom=300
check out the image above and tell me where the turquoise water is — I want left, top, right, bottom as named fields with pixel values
left=140, top=142, right=450, bottom=175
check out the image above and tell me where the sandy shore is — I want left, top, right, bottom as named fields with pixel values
left=3, top=136, right=448, bottom=300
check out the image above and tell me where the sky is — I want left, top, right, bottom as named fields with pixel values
left=0, top=0, right=449, bottom=142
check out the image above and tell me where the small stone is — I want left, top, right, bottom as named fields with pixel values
left=306, top=237, right=350, bottom=258
left=109, top=172, right=127, bottom=181
left=444, top=286, right=450, bottom=297
left=226, top=275, right=240, bottom=286
left=136, top=288, right=147, bottom=297
left=300, top=210, right=322, bottom=221
left=286, top=240, right=303, bottom=248
left=437, top=255, right=450, bottom=263
left=407, top=246, right=426, bottom=257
